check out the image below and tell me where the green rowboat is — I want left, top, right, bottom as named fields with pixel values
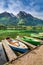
left=20, top=36, right=41, bottom=46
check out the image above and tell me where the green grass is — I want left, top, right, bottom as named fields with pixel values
left=0, top=29, right=43, bottom=41
left=0, top=29, right=31, bottom=41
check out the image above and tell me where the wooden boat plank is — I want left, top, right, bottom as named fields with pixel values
left=0, top=42, right=7, bottom=65
left=2, top=40, right=17, bottom=62
left=16, top=39, right=36, bottom=49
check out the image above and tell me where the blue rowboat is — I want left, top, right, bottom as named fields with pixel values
left=6, top=38, right=28, bottom=53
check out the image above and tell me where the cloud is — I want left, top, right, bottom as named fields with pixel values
left=26, top=0, right=43, bottom=19
left=0, top=0, right=43, bottom=19
left=28, top=11, right=43, bottom=20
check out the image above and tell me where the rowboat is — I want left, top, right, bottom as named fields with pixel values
left=20, top=36, right=41, bottom=46
left=6, top=38, right=28, bottom=53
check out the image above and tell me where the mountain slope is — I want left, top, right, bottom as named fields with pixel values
left=0, top=12, right=18, bottom=26
left=0, top=11, right=43, bottom=26
left=17, top=11, right=43, bottom=26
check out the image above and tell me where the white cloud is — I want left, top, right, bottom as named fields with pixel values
left=0, top=0, right=43, bottom=20
left=28, top=11, right=43, bottom=20
left=4, top=0, right=24, bottom=14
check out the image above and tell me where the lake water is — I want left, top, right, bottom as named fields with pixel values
left=0, top=43, right=7, bottom=65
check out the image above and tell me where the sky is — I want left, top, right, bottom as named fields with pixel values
left=0, top=0, right=43, bottom=19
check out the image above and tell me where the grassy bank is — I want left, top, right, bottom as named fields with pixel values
left=0, top=29, right=43, bottom=41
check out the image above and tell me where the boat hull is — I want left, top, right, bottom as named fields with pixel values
left=9, top=45, right=28, bottom=53
left=20, top=37, right=40, bottom=46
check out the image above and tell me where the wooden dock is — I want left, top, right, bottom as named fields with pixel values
left=16, top=38, right=36, bottom=49
left=0, top=42, right=7, bottom=65
left=0, top=38, right=42, bottom=65
left=2, top=40, right=17, bottom=62
left=0, top=38, right=43, bottom=65
left=8, top=44, right=43, bottom=65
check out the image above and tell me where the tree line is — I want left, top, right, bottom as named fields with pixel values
left=0, top=25, right=43, bottom=30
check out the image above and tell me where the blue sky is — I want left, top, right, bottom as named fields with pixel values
left=0, top=0, right=43, bottom=19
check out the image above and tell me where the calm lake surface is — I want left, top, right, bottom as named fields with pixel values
left=0, top=43, right=7, bottom=65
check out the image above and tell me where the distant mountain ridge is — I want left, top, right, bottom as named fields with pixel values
left=0, top=11, right=43, bottom=26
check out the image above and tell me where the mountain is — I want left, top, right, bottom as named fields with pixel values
left=0, top=12, right=18, bottom=26
left=0, top=11, right=43, bottom=26
left=17, top=11, right=43, bottom=26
